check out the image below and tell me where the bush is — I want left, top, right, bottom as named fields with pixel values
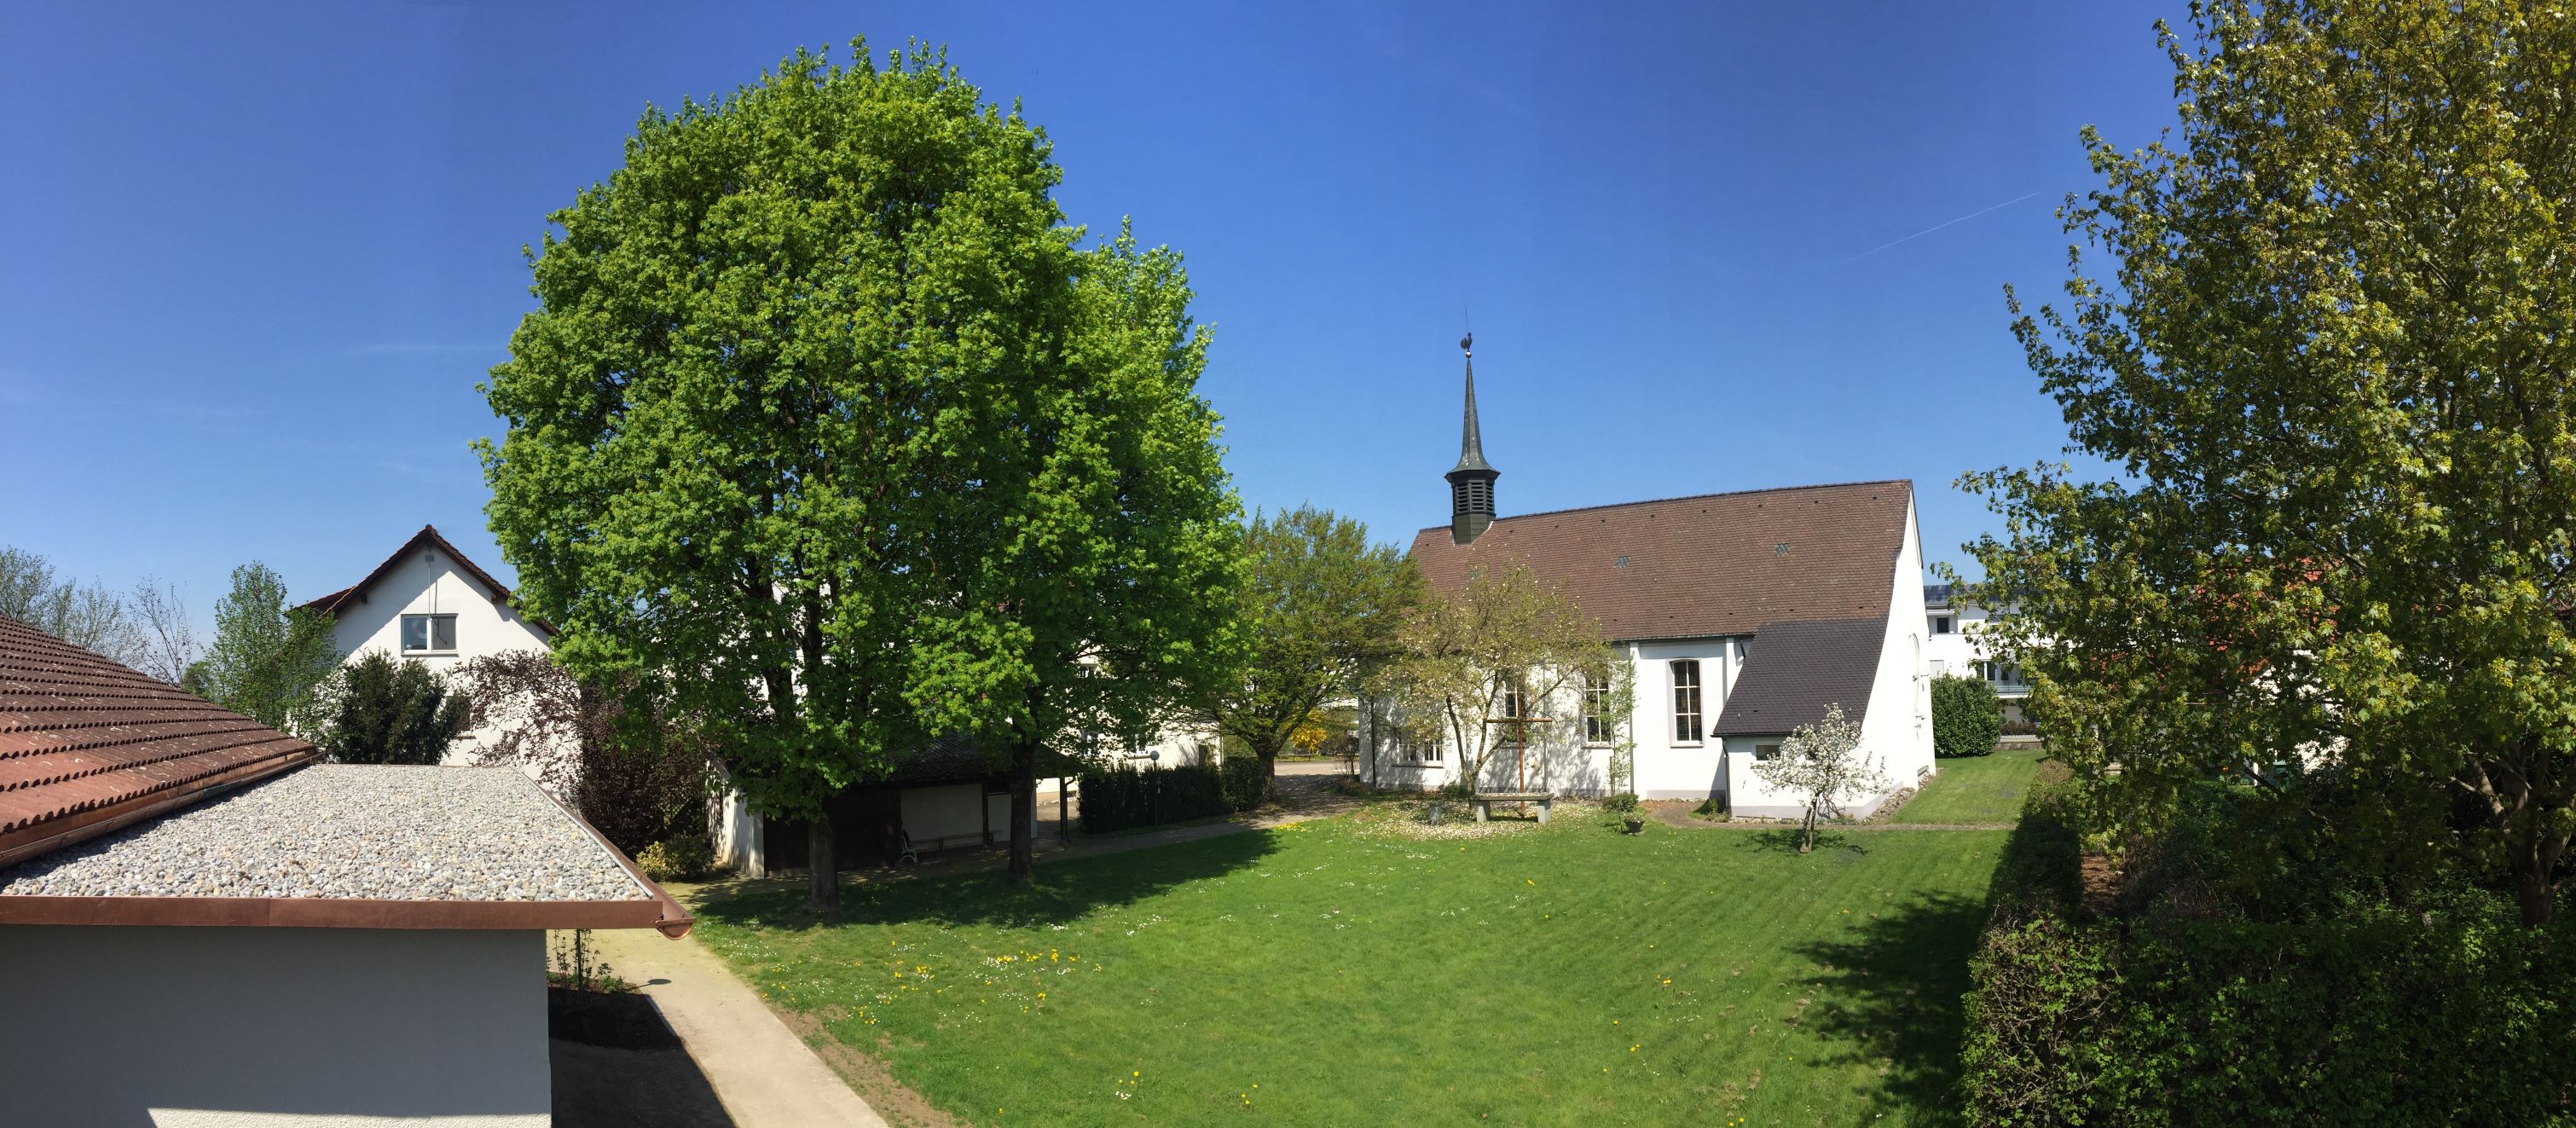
left=1961, top=761, right=2576, bottom=1125
left=1999, top=719, right=2039, bottom=738
left=1931, top=674, right=2003, bottom=757
left=1601, top=792, right=1639, bottom=813
left=1437, top=779, right=1475, bottom=801
left=1078, top=764, right=1230, bottom=835
left=1219, top=755, right=1265, bottom=812
left=318, top=651, right=468, bottom=766
left=635, top=836, right=713, bottom=882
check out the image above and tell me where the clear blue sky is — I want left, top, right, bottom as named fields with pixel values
left=2, top=1, right=2183, bottom=628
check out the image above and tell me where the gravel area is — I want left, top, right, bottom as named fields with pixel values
left=0, top=765, right=652, bottom=902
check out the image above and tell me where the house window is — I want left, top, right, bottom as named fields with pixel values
left=1755, top=743, right=1782, bottom=761
left=1583, top=672, right=1612, bottom=745
left=400, top=614, right=457, bottom=653
left=1931, top=615, right=1954, bottom=634
left=1984, top=661, right=2023, bottom=687
left=1670, top=660, right=1703, bottom=744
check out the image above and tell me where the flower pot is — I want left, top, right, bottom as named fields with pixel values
left=1623, top=818, right=1644, bottom=835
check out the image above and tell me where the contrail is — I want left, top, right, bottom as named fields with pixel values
left=1835, top=190, right=2044, bottom=266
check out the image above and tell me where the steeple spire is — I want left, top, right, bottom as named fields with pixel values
left=1444, top=332, right=1500, bottom=545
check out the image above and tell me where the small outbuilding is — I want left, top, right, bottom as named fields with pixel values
left=0, top=613, right=689, bottom=1127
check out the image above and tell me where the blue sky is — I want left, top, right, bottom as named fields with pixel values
left=2, top=1, right=2183, bottom=628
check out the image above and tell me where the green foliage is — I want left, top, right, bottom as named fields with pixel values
left=637, top=836, right=715, bottom=882
left=318, top=651, right=467, bottom=766
left=196, top=562, right=339, bottom=735
left=1964, top=762, right=2576, bottom=1124
left=1217, top=755, right=1265, bottom=813
left=1930, top=674, right=2000, bottom=759
left=1435, top=779, right=1475, bottom=801
left=1196, top=506, right=1420, bottom=805
left=1076, top=765, right=1230, bottom=835
left=1600, top=792, right=1639, bottom=814
left=1965, top=0, right=2576, bottom=924
left=478, top=41, right=1237, bottom=900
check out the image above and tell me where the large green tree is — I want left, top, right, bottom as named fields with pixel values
left=1391, top=561, right=1623, bottom=793
left=905, top=227, right=1243, bottom=882
left=1967, top=1, right=2576, bottom=923
left=481, top=42, right=1224, bottom=904
left=194, top=562, right=339, bottom=735
left=1193, top=506, right=1417, bottom=805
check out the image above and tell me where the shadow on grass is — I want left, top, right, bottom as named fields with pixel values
left=1795, top=890, right=1990, bottom=1126
left=1739, top=828, right=1870, bottom=855
left=692, top=827, right=1281, bottom=934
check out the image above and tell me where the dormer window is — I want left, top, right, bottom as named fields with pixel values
left=401, top=614, right=458, bottom=654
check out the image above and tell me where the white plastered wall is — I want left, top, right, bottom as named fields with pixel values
left=0, top=925, right=549, bottom=1127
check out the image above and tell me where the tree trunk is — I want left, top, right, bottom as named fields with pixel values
left=1798, top=803, right=1818, bottom=854
left=1258, top=747, right=1278, bottom=806
left=806, top=816, right=837, bottom=910
left=1006, top=739, right=1037, bottom=883
left=2516, top=865, right=2553, bottom=928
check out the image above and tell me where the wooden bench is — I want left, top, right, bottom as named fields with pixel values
left=1470, top=792, right=1554, bottom=824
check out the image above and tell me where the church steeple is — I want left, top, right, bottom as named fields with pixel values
left=1444, top=333, right=1499, bottom=546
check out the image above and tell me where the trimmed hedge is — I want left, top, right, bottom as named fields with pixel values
left=1219, top=755, right=1265, bottom=813
left=1931, top=674, right=2003, bottom=757
left=1078, top=764, right=1230, bottom=835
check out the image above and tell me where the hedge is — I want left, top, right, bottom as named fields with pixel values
left=1219, top=755, right=1265, bottom=812
left=1077, top=764, right=1230, bottom=835
left=1931, top=674, right=2003, bottom=757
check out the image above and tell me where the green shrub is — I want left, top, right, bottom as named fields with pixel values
left=1078, top=764, right=1229, bottom=835
left=319, top=651, right=468, bottom=766
left=1436, top=779, right=1475, bottom=801
left=1600, top=792, right=1639, bottom=813
left=1218, top=755, right=1266, bottom=812
left=1962, top=760, right=2576, bottom=1125
left=636, top=836, right=714, bottom=882
left=1931, top=674, right=2002, bottom=758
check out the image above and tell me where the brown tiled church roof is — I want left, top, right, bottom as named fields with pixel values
left=1405, top=480, right=1914, bottom=643
left=0, top=616, right=315, bottom=868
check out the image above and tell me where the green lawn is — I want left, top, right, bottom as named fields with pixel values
left=1897, top=749, right=2048, bottom=824
left=691, top=812, right=2007, bottom=1126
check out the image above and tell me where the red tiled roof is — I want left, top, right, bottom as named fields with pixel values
left=0, top=616, right=316, bottom=868
left=298, top=524, right=554, bottom=636
left=1406, top=481, right=1915, bottom=643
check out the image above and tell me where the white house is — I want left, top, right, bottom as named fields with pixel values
left=300, top=524, right=559, bottom=763
left=1358, top=341, right=1937, bottom=819
left=0, top=613, right=688, bottom=1127
left=1924, top=583, right=2030, bottom=720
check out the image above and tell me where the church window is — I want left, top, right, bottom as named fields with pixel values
left=1670, top=660, right=1703, bottom=744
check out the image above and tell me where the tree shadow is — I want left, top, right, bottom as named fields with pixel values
left=1739, top=828, right=1870, bottom=855
left=1794, top=889, right=1991, bottom=1126
left=692, top=827, right=1281, bottom=934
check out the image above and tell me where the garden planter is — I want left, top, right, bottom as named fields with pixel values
left=1623, top=818, right=1644, bottom=835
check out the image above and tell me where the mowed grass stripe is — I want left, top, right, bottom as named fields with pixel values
left=1897, top=748, right=2047, bottom=824
left=692, top=815, right=2006, bottom=1126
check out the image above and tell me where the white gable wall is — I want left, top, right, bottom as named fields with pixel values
left=322, top=552, right=555, bottom=765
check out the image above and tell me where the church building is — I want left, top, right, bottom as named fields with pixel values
left=1363, top=338, right=1938, bottom=818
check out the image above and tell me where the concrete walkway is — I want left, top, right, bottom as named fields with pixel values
left=588, top=925, right=890, bottom=1128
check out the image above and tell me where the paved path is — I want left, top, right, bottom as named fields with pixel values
left=588, top=925, right=891, bottom=1128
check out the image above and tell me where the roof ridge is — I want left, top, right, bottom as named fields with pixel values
left=1410, top=478, right=1913, bottom=534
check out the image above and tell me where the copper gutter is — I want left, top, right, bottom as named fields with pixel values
left=0, top=892, right=670, bottom=931
left=535, top=784, right=696, bottom=939
left=0, top=748, right=316, bottom=871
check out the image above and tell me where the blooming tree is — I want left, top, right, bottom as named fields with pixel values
left=1751, top=703, right=1887, bottom=853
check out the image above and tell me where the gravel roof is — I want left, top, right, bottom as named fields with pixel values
left=0, top=764, right=651, bottom=902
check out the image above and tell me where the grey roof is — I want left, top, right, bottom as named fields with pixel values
left=1711, top=616, right=1887, bottom=737
left=0, top=765, right=651, bottom=902
left=1448, top=348, right=1493, bottom=475
left=1924, top=583, right=1954, bottom=609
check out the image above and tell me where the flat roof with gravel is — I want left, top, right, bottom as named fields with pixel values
left=0, top=764, right=651, bottom=903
